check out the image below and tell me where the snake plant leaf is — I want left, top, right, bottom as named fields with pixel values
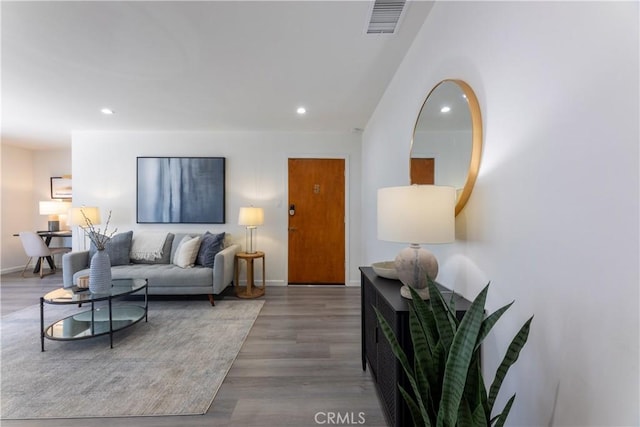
left=476, top=301, right=514, bottom=351
left=462, top=354, right=488, bottom=419
left=471, top=402, right=488, bottom=427
left=438, top=284, right=489, bottom=427
left=488, top=316, right=533, bottom=411
left=410, top=309, right=432, bottom=410
left=409, top=302, right=434, bottom=361
left=458, top=397, right=473, bottom=426
left=427, top=279, right=456, bottom=354
left=428, top=340, right=446, bottom=408
left=410, top=286, right=440, bottom=354
left=400, top=384, right=430, bottom=427
left=492, top=394, right=515, bottom=427
left=374, top=306, right=430, bottom=421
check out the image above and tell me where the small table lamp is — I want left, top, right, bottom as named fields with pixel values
left=39, top=201, right=71, bottom=232
left=377, top=185, right=455, bottom=299
left=238, top=207, right=264, bottom=254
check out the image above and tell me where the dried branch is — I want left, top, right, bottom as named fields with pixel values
left=81, top=209, right=117, bottom=251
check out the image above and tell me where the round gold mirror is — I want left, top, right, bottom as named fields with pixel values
left=410, top=79, right=482, bottom=216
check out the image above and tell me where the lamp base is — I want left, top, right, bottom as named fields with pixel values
left=395, top=243, right=438, bottom=299
left=48, top=220, right=60, bottom=232
left=245, top=226, right=257, bottom=254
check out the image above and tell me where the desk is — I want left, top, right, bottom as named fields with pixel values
left=234, top=251, right=265, bottom=298
left=14, top=231, right=72, bottom=272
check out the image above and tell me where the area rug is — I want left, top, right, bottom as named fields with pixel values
left=1, top=298, right=264, bottom=419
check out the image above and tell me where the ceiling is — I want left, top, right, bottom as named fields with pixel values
left=1, top=1, right=433, bottom=150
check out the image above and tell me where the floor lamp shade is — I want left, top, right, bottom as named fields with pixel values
left=68, top=207, right=101, bottom=250
left=238, top=207, right=264, bottom=254
left=377, top=185, right=455, bottom=299
left=69, top=207, right=101, bottom=227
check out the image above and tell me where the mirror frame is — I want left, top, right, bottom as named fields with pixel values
left=410, top=79, right=483, bottom=216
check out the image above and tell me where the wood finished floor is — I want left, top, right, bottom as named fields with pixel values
left=0, top=271, right=387, bottom=426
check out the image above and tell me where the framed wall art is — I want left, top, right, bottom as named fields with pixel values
left=136, top=157, right=226, bottom=224
left=50, top=176, right=72, bottom=200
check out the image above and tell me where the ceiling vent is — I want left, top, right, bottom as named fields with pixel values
left=366, top=0, right=407, bottom=34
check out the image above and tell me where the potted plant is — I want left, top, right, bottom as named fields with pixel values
left=375, top=277, right=533, bottom=427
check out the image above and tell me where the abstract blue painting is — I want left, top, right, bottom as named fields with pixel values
left=137, top=157, right=225, bottom=223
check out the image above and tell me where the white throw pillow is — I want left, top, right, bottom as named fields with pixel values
left=173, top=235, right=202, bottom=268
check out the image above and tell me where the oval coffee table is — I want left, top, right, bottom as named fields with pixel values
left=40, top=278, right=148, bottom=351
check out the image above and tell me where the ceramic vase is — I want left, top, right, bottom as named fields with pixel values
left=89, top=250, right=112, bottom=293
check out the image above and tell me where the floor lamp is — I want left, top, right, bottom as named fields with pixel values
left=69, top=207, right=101, bottom=250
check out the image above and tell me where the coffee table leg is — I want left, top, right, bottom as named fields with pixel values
left=109, top=297, right=113, bottom=349
left=40, top=297, right=45, bottom=352
left=144, top=284, right=148, bottom=322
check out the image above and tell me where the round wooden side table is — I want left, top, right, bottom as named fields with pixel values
left=234, top=251, right=265, bottom=299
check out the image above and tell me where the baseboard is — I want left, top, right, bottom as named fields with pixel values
left=1, top=266, right=25, bottom=275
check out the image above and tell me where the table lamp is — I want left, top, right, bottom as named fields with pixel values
left=39, top=201, right=71, bottom=231
left=238, top=207, right=264, bottom=254
left=377, top=185, right=455, bottom=299
left=69, top=206, right=101, bottom=250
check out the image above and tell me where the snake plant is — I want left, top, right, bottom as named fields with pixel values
left=374, top=277, right=532, bottom=427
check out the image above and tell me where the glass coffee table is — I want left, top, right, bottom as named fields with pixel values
left=40, top=278, right=148, bottom=351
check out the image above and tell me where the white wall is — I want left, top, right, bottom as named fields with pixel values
left=363, top=2, right=638, bottom=425
left=71, top=131, right=362, bottom=286
left=1, top=144, right=72, bottom=273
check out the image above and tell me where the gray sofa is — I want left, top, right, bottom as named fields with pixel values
left=62, top=232, right=240, bottom=305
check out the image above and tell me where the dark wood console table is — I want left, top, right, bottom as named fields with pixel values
left=360, top=266, right=472, bottom=427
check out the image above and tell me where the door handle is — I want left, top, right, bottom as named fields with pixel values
left=289, top=204, right=296, bottom=216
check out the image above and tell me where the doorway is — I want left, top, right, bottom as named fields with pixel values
left=410, top=157, right=435, bottom=184
left=288, top=158, right=345, bottom=284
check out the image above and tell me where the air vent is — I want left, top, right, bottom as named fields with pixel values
left=366, top=0, right=406, bottom=34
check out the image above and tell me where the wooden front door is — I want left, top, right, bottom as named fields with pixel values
left=410, top=157, right=435, bottom=184
left=288, top=158, right=345, bottom=284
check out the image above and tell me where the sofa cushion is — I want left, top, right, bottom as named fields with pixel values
left=74, top=264, right=214, bottom=288
left=131, top=233, right=175, bottom=265
left=196, top=232, right=225, bottom=268
left=173, top=235, right=202, bottom=268
left=89, top=231, right=133, bottom=266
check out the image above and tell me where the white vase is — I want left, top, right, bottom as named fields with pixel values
left=89, top=250, right=112, bottom=294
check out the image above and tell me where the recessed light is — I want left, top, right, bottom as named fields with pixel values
left=296, top=107, right=306, bottom=115
left=440, top=106, right=451, bottom=113
left=101, top=108, right=115, bottom=115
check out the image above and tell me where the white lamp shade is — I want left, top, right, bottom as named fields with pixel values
left=238, top=207, right=264, bottom=226
left=39, top=201, right=71, bottom=216
left=377, top=185, right=455, bottom=244
left=69, top=206, right=101, bottom=226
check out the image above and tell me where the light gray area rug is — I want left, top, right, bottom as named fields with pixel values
left=1, top=298, right=264, bottom=419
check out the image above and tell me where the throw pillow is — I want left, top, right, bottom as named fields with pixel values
left=173, top=235, right=202, bottom=268
left=196, top=231, right=225, bottom=268
left=89, top=231, right=133, bottom=266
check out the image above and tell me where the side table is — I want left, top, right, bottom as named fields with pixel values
left=234, top=251, right=265, bottom=298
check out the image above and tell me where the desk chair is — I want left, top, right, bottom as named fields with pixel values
left=19, top=231, right=71, bottom=278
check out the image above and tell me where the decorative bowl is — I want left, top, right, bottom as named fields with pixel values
left=372, top=261, right=399, bottom=280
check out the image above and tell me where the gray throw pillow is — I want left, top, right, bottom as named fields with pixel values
left=196, top=232, right=225, bottom=268
left=89, top=231, right=133, bottom=266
